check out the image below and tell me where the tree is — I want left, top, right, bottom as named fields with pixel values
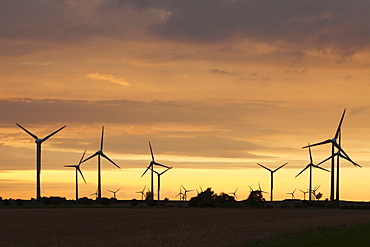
left=189, top=188, right=236, bottom=207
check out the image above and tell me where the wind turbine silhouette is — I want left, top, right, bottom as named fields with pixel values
left=176, top=186, right=184, bottom=201
left=82, top=126, right=120, bottom=199
left=257, top=162, right=287, bottom=201
left=286, top=188, right=296, bottom=199
left=108, top=188, right=120, bottom=199
left=296, top=145, right=330, bottom=201
left=153, top=167, right=172, bottom=202
left=136, top=185, right=146, bottom=200
left=16, top=123, right=66, bottom=200
left=303, top=109, right=360, bottom=201
left=64, top=150, right=87, bottom=201
left=229, top=188, right=238, bottom=199
left=299, top=189, right=309, bottom=200
left=181, top=185, right=193, bottom=201
left=141, top=142, right=170, bottom=200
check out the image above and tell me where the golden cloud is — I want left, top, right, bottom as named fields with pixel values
left=86, top=73, right=129, bottom=86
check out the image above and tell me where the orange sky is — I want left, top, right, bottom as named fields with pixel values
left=1, top=1, right=370, bottom=201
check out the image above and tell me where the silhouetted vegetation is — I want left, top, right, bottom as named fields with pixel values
left=77, top=197, right=94, bottom=205
left=189, top=188, right=238, bottom=207
left=42, top=196, right=67, bottom=205
left=243, top=188, right=266, bottom=207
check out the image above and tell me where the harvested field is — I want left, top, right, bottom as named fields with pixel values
left=1, top=207, right=370, bottom=247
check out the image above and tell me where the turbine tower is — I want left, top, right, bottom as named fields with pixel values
left=141, top=142, right=170, bottom=201
left=82, top=126, right=120, bottom=199
left=295, top=145, right=330, bottom=201
left=16, top=123, right=66, bottom=200
left=153, top=167, right=172, bottom=203
left=257, top=162, right=287, bottom=201
left=303, top=109, right=360, bottom=201
left=64, top=150, right=87, bottom=201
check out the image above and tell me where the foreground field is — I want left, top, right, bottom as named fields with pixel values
left=1, top=207, right=370, bottom=247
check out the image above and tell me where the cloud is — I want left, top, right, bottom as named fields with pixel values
left=209, top=69, right=232, bottom=75
left=86, top=73, right=129, bottom=86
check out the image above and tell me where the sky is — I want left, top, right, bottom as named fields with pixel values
left=1, top=0, right=370, bottom=201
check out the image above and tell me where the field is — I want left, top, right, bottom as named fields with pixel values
left=1, top=207, right=370, bottom=246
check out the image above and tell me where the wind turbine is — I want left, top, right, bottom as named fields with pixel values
left=303, top=109, right=360, bottom=201
left=296, top=145, right=330, bottom=201
left=181, top=185, right=193, bottom=201
left=176, top=186, right=184, bottom=201
left=91, top=188, right=98, bottom=200
left=286, top=188, right=296, bottom=199
left=16, top=123, right=66, bottom=200
left=257, top=162, right=287, bottom=201
left=153, top=167, right=172, bottom=203
left=136, top=185, right=146, bottom=200
left=229, top=188, right=238, bottom=199
left=299, top=189, right=309, bottom=200
left=108, top=188, right=121, bottom=199
left=82, top=126, right=120, bottom=199
left=64, top=150, right=87, bottom=201
left=141, top=142, right=170, bottom=201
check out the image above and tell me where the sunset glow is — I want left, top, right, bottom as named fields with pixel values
left=1, top=1, right=370, bottom=202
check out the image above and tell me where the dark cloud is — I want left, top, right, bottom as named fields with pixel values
left=150, top=0, right=370, bottom=55
left=0, top=98, right=277, bottom=126
left=2, top=0, right=370, bottom=57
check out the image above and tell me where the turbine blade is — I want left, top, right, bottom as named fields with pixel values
left=153, top=161, right=170, bottom=169
left=42, top=125, right=66, bottom=142
left=64, top=165, right=77, bottom=168
left=257, top=163, right=272, bottom=172
left=77, top=167, right=87, bottom=184
left=302, top=139, right=332, bottom=149
left=141, top=165, right=152, bottom=177
left=81, top=152, right=99, bottom=163
left=16, top=123, right=38, bottom=140
left=316, top=155, right=334, bottom=166
left=78, top=150, right=87, bottom=166
left=295, top=165, right=309, bottom=178
left=100, top=126, right=104, bottom=151
left=274, top=162, right=288, bottom=172
left=338, top=152, right=361, bottom=167
left=312, top=164, right=330, bottom=173
left=160, top=166, right=172, bottom=175
left=334, top=109, right=346, bottom=139
left=101, top=153, right=120, bottom=169
left=149, top=141, right=155, bottom=161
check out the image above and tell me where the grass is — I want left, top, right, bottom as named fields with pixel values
left=248, top=223, right=370, bottom=247
left=1, top=207, right=370, bottom=246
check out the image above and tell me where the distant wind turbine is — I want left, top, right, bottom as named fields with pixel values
left=286, top=188, right=296, bottom=199
left=82, top=126, right=120, bottom=199
left=153, top=166, right=172, bottom=202
left=136, top=185, right=146, bottom=200
left=64, top=150, right=87, bottom=201
left=108, top=188, right=121, bottom=199
left=296, top=145, right=330, bottom=201
left=299, top=189, right=309, bottom=200
left=141, top=142, right=170, bottom=201
left=176, top=186, right=184, bottom=201
left=16, top=123, right=66, bottom=200
left=181, top=185, right=193, bottom=201
left=257, top=162, right=287, bottom=201
left=229, top=188, right=238, bottom=199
